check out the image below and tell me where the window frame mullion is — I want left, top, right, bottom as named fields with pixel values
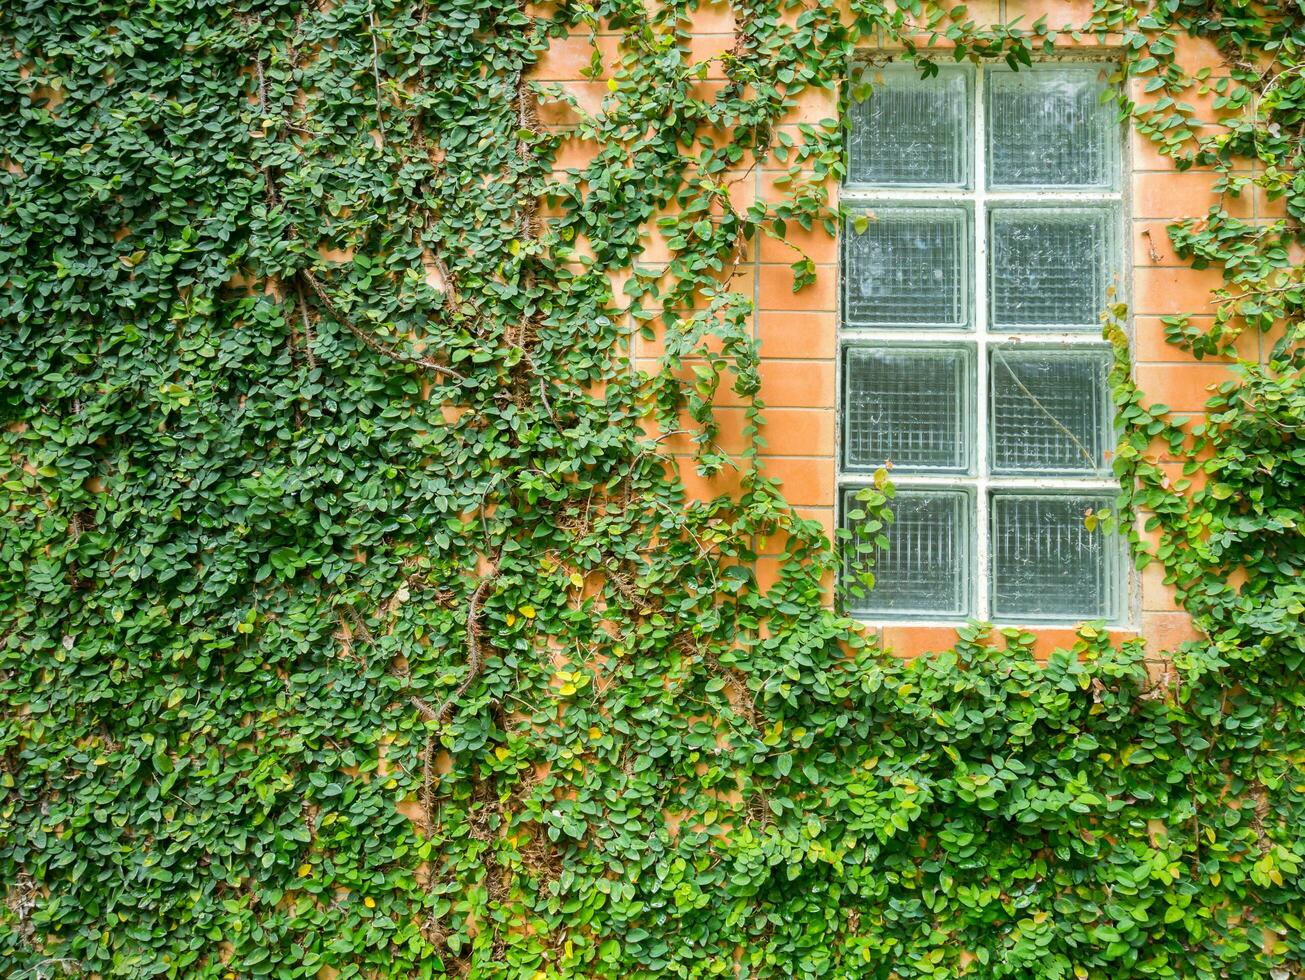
left=973, top=66, right=991, bottom=621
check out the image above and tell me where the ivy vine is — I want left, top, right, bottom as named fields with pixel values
left=1, top=0, right=1302, bottom=978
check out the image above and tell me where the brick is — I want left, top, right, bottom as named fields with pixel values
left=761, top=456, right=836, bottom=507
left=536, top=81, right=608, bottom=127
left=757, top=311, right=836, bottom=360
left=673, top=459, right=746, bottom=503
left=1133, top=266, right=1225, bottom=315
left=1141, top=560, right=1183, bottom=613
left=687, top=34, right=736, bottom=76
left=1255, top=186, right=1291, bottom=219
left=1132, top=172, right=1251, bottom=220
left=880, top=625, right=963, bottom=658
left=656, top=408, right=750, bottom=456
left=757, top=408, right=836, bottom=456
left=777, top=85, right=839, bottom=128
left=1142, top=611, right=1205, bottom=651
left=551, top=135, right=603, bottom=171
left=1007, top=0, right=1094, bottom=29
left=676, top=0, right=735, bottom=34
left=1135, top=362, right=1236, bottom=412
left=758, top=217, right=838, bottom=265
left=1172, top=34, right=1232, bottom=73
left=757, top=360, right=836, bottom=410
left=1132, top=220, right=1183, bottom=268
left=1131, top=315, right=1256, bottom=363
left=758, top=264, right=836, bottom=311
left=755, top=557, right=835, bottom=598
left=532, top=34, right=621, bottom=81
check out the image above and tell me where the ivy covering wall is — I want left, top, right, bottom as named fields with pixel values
left=1, top=0, right=1303, bottom=977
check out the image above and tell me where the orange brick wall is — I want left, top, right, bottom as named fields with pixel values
left=536, top=0, right=1245, bottom=657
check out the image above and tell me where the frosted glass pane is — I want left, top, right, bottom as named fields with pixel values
left=843, top=489, right=971, bottom=617
left=844, top=208, right=969, bottom=328
left=990, top=347, right=1114, bottom=474
left=843, top=346, right=972, bottom=472
left=848, top=64, right=970, bottom=186
left=990, top=494, right=1120, bottom=621
left=987, top=67, right=1117, bottom=189
left=989, top=208, right=1113, bottom=331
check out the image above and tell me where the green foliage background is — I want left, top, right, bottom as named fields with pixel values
left=2, top=0, right=1303, bottom=977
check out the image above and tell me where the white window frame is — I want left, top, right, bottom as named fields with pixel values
left=837, top=56, right=1136, bottom=627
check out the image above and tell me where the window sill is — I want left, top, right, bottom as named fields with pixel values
left=867, top=621, right=1141, bottom=659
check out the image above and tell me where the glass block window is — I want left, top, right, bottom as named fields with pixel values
left=842, top=208, right=969, bottom=328
left=843, top=489, right=972, bottom=618
left=843, top=346, right=973, bottom=473
left=990, top=494, right=1122, bottom=621
left=990, top=347, right=1113, bottom=474
left=847, top=64, right=970, bottom=187
left=987, top=66, right=1117, bottom=189
left=989, top=208, right=1115, bottom=330
left=839, top=62, right=1127, bottom=624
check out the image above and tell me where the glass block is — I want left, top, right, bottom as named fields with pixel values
left=990, top=347, right=1114, bottom=474
left=842, top=489, right=972, bottom=618
left=990, top=494, right=1121, bottom=621
left=987, top=66, right=1118, bottom=189
left=847, top=64, right=970, bottom=186
left=989, top=208, right=1114, bottom=331
left=843, top=345, right=972, bottom=473
left=843, top=208, right=969, bottom=329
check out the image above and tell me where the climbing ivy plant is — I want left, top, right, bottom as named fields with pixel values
left=1, top=0, right=1303, bottom=977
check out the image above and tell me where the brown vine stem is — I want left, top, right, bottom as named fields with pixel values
left=297, top=268, right=467, bottom=382
left=252, top=51, right=466, bottom=384
left=292, top=276, right=319, bottom=370
left=368, top=6, right=387, bottom=145
left=419, top=558, right=502, bottom=820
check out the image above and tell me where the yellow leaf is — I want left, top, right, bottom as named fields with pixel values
left=569, top=572, right=584, bottom=588
left=520, top=605, right=536, bottom=619
left=588, top=727, right=602, bottom=740
left=363, top=896, right=376, bottom=909
left=495, top=746, right=510, bottom=761
left=297, top=863, right=312, bottom=878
